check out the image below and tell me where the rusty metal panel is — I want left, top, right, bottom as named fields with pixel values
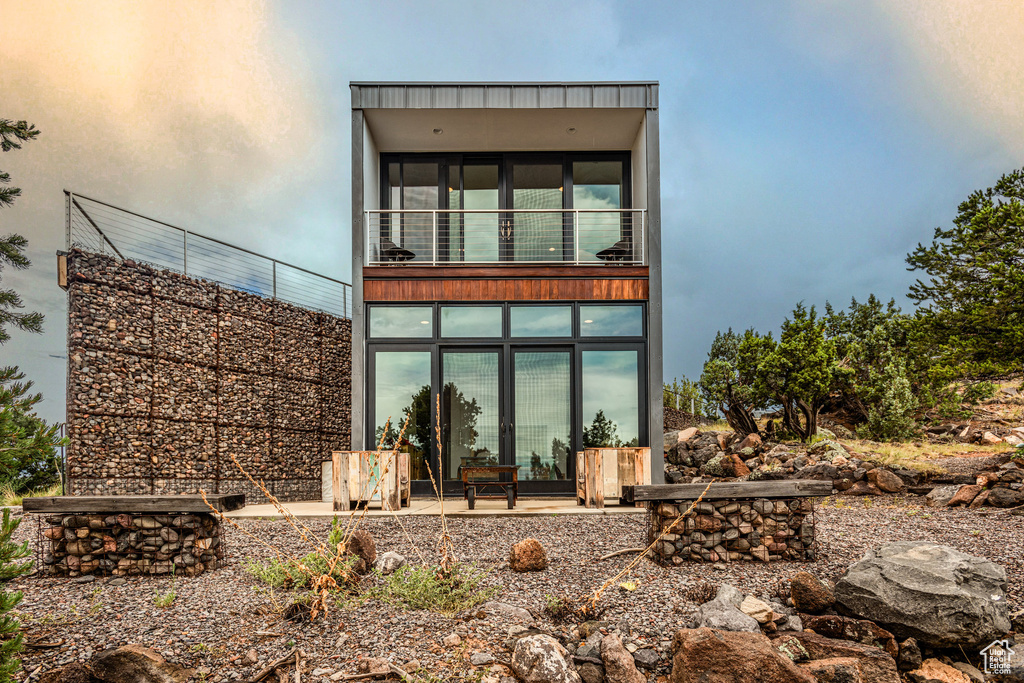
left=380, top=86, right=406, bottom=108
left=566, top=85, right=594, bottom=108
left=433, top=86, right=459, bottom=108
left=460, top=86, right=486, bottom=108
left=512, top=85, right=540, bottom=108
left=539, top=86, right=566, bottom=108
left=593, top=85, right=621, bottom=108
left=485, top=86, right=513, bottom=108
left=406, top=86, right=433, bottom=108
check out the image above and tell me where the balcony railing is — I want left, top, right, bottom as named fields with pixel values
left=365, top=209, right=646, bottom=266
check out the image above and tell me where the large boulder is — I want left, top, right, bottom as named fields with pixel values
left=833, top=541, right=1011, bottom=647
left=987, top=487, right=1024, bottom=508
left=696, top=598, right=760, bottom=632
left=801, top=614, right=898, bottom=658
left=867, top=468, right=904, bottom=493
left=509, top=538, right=549, bottom=572
left=671, top=628, right=815, bottom=683
left=512, top=635, right=581, bottom=683
left=90, top=645, right=191, bottom=683
left=777, top=632, right=900, bottom=683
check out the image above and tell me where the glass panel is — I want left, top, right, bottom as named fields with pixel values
left=514, top=351, right=571, bottom=481
left=369, top=306, right=433, bottom=338
left=442, top=352, right=501, bottom=480
left=512, top=163, right=564, bottom=261
left=509, top=306, right=572, bottom=337
left=573, top=161, right=626, bottom=262
left=440, top=306, right=502, bottom=338
left=582, top=350, right=640, bottom=448
left=400, top=162, right=438, bottom=263
left=373, top=351, right=432, bottom=481
left=456, top=164, right=500, bottom=262
left=579, top=305, right=643, bottom=337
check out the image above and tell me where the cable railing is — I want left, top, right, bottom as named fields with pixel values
left=365, top=208, right=646, bottom=266
left=65, top=191, right=351, bottom=318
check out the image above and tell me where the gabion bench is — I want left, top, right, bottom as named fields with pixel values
left=23, top=494, right=244, bottom=577
left=622, top=481, right=831, bottom=564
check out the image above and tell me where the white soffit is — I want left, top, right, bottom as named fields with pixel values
left=362, top=108, right=646, bottom=152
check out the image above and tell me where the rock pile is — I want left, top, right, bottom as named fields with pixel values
left=664, top=427, right=1024, bottom=510
left=65, top=249, right=352, bottom=502
left=649, top=497, right=815, bottom=564
left=40, top=512, right=222, bottom=577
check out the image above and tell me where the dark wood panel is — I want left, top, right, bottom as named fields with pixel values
left=364, top=265, right=649, bottom=280
left=623, top=481, right=833, bottom=502
left=365, top=278, right=648, bottom=302
left=23, top=494, right=246, bottom=513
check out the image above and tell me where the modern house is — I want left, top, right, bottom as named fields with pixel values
left=350, top=81, right=663, bottom=496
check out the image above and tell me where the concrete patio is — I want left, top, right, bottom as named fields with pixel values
left=227, top=497, right=648, bottom=519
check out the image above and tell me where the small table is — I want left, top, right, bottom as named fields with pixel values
left=461, top=466, right=520, bottom=510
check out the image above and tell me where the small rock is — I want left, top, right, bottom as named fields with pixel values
left=949, top=661, right=985, bottom=683
left=987, top=487, right=1024, bottom=508
left=790, top=572, right=834, bottom=614
left=373, top=551, right=406, bottom=575
left=925, top=485, right=960, bottom=507
left=311, top=668, right=334, bottom=677
left=470, top=652, right=495, bottom=666
left=631, top=648, right=660, bottom=670
left=600, top=634, right=645, bottom=683
left=945, top=484, right=982, bottom=507
left=739, top=595, right=775, bottom=624
left=509, top=538, right=549, bottom=572
left=107, top=577, right=127, bottom=587
left=577, top=662, right=605, bottom=683
left=980, top=431, right=1002, bottom=445
left=73, top=575, right=97, bottom=584
left=511, top=634, right=581, bottom=683
left=867, top=468, right=905, bottom=493
left=244, top=649, right=258, bottom=665
left=696, top=598, right=759, bottom=632
left=442, top=633, right=462, bottom=647
left=897, top=638, right=921, bottom=671
left=579, top=621, right=611, bottom=639
left=715, top=584, right=745, bottom=609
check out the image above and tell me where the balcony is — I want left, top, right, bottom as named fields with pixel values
left=366, top=209, right=646, bottom=267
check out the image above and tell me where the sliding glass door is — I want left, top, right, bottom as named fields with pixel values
left=512, top=349, right=572, bottom=482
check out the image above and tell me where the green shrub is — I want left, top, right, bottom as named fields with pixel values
left=865, top=354, right=918, bottom=441
left=962, top=381, right=997, bottom=404
left=368, top=564, right=495, bottom=616
left=245, top=551, right=355, bottom=589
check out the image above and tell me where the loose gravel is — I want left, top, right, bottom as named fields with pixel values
left=11, top=495, right=1024, bottom=681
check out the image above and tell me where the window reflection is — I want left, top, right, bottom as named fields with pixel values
left=574, top=161, right=625, bottom=262
left=440, top=306, right=502, bottom=338
left=582, top=350, right=639, bottom=448
left=442, top=352, right=500, bottom=480
left=369, top=307, right=433, bottom=338
left=509, top=306, right=572, bottom=337
left=372, top=351, right=432, bottom=480
left=579, top=305, right=643, bottom=336
left=515, top=351, right=571, bottom=480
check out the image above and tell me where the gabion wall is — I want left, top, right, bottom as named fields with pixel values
left=65, top=249, right=351, bottom=501
left=41, top=512, right=222, bottom=577
left=649, top=497, right=816, bottom=563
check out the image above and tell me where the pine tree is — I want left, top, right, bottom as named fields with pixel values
left=0, top=508, right=32, bottom=679
left=906, top=167, right=1024, bottom=379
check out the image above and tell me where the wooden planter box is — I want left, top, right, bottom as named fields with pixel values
left=575, top=447, right=652, bottom=508
left=329, top=451, right=411, bottom=511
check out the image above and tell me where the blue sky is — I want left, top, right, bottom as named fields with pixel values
left=1, top=1, right=1022, bottom=424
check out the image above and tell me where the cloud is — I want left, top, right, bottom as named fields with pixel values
left=0, top=1, right=329, bottom=424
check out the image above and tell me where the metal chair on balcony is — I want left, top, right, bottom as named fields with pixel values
left=596, top=239, right=633, bottom=262
left=379, top=238, right=415, bottom=262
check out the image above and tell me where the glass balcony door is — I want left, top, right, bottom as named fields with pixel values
left=440, top=349, right=503, bottom=481
left=505, top=158, right=567, bottom=262
left=512, top=348, right=573, bottom=482
left=448, top=162, right=500, bottom=263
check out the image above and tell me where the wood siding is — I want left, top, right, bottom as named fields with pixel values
left=363, top=265, right=649, bottom=302
left=364, top=278, right=647, bottom=302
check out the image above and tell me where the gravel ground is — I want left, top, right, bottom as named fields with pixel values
left=11, top=495, right=1024, bottom=681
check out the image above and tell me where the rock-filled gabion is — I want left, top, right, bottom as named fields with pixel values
left=649, top=497, right=815, bottom=564
left=41, top=513, right=223, bottom=577
left=65, top=249, right=352, bottom=501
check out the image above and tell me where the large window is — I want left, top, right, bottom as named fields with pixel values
left=366, top=302, right=647, bottom=488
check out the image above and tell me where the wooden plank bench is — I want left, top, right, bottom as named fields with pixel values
left=462, top=465, right=519, bottom=510
left=624, top=480, right=832, bottom=564
left=22, top=494, right=244, bottom=578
